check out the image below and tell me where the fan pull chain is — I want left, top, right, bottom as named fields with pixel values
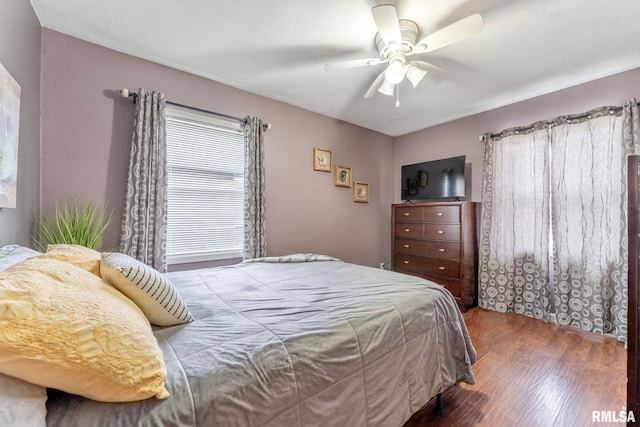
left=395, top=85, right=400, bottom=107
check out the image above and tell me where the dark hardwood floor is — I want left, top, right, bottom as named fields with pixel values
left=404, top=308, right=627, bottom=427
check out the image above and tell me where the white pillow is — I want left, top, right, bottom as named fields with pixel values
left=100, top=252, right=193, bottom=326
left=0, top=245, right=41, bottom=271
left=0, top=373, right=47, bottom=427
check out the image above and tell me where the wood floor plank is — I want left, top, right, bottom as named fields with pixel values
left=517, top=372, right=573, bottom=427
left=404, top=308, right=626, bottom=427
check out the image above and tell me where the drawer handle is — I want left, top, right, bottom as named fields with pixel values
left=404, top=212, right=410, bottom=216
left=403, top=260, right=410, bottom=264
left=404, top=228, right=411, bottom=232
left=438, top=266, right=446, bottom=271
left=438, top=248, right=446, bottom=252
left=437, top=212, right=444, bottom=216
left=437, top=230, right=445, bottom=234
left=404, top=244, right=410, bottom=248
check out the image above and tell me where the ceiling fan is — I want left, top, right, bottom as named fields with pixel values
left=325, top=4, right=483, bottom=105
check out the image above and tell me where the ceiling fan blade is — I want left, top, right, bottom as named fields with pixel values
left=364, top=71, right=386, bottom=98
left=409, top=61, right=448, bottom=84
left=372, top=4, right=401, bottom=46
left=411, top=13, right=483, bottom=54
left=324, top=57, right=386, bottom=71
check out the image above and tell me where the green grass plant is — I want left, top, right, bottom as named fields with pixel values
left=32, top=198, right=112, bottom=252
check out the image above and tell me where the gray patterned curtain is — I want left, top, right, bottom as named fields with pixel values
left=551, top=102, right=640, bottom=342
left=480, top=100, right=640, bottom=343
left=478, top=122, right=551, bottom=319
left=243, top=117, right=266, bottom=259
left=120, top=89, right=168, bottom=272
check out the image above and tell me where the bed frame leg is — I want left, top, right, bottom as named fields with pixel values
left=434, top=393, right=443, bottom=416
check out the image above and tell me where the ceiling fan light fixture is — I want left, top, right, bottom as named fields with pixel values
left=384, top=59, right=406, bottom=85
left=406, top=65, right=427, bottom=88
left=378, top=79, right=396, bottom=96
left=324, top=4, right=483, bottom=104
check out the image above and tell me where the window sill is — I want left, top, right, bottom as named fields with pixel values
left=167, top=257, right=243, bottom=272
left=167, top=251, right=243, bottom=265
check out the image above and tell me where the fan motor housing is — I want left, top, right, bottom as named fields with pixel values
left=375, top=19, right=419, bottom=59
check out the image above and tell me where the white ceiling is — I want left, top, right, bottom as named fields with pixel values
left=30, top=0, right=640, bottom=137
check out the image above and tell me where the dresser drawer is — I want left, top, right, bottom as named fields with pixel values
left=421, top=275, right=463, bottom=300
left=394, top=206, right=424, bottom=222
left=394, top=239, right=461, bottom=260
left=423, top=205, right=460, bottom=223
left=394, top=270, right=463, bottom=301
left=394, top=255, right=460, bottom=279
left=423, top=224, right=460, bottom=241
left=394, top=223, right=424, bottom=239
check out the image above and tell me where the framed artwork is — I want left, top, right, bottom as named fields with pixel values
left=0, top=61, right=20, bottom=209
left=313, top=147, right=332, bottom=172
left=334, top=165, right=352, bottom=187
left=353, top=182, right=369, bottom=203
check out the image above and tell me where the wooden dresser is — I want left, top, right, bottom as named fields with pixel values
left=391, top=201, right=478, bottom=310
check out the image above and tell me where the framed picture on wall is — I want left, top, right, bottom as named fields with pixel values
left=313, top=147, right=332, bottom=172
left=353, top=182, right=369, bottom=203
left=334, top=165, right=352, bottom=187
left=0, top=61, right=21, bottom=209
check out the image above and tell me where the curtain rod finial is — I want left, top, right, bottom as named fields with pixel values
left=120, top=88, right=130, bottom=98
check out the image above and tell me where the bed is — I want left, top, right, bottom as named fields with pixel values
left=0, top=247, right=476, bottom=426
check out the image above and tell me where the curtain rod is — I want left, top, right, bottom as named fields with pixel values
left=478, top=101, right=640, bottom=142
left=118, top=88, right=272, bottom=131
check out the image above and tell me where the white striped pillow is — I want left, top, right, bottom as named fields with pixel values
left=100, top=252, right=193, bottom=326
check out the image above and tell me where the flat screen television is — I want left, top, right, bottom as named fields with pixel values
left=401, top=155, right=466, bottom=201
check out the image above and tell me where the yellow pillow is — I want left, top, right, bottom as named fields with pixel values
left=39, top=244, right=101, bottom=276
left=0, top=257, right=169, bottom=402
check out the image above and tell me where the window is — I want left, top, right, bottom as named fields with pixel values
left=165, top=104, right=245, bottom=264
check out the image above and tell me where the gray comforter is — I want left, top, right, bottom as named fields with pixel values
left=47, top=258, right=476, bottom=426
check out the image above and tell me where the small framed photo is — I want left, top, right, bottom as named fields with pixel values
left=353, top=182, right=369, bottom=203
left=334, top=165, right=352, bottom=187
left=313, top=147, right=332, bottom=172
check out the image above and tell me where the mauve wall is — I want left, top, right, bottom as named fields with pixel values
left=394, top=68, right=640, bottom=203
left=40, top=29, right=394, bottom=269
left=39, top=27, right=640, bottom=268
left=0, top=3, right=41, bottom=246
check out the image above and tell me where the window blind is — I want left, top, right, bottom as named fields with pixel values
left=165, top=105, right=245, bottom=264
